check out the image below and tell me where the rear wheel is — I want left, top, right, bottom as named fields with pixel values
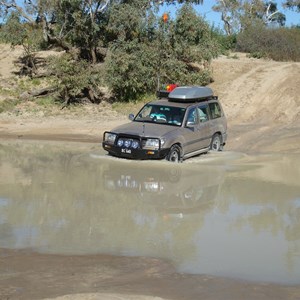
left=210, top=134, right=223, bottom=151
left=166, top=145, right=182, bottom=163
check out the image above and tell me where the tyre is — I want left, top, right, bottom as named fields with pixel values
left=166, top=145, right=182, bottom=163
left=210, top=134, right=223, bottom=151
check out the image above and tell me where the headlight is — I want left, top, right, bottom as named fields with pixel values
left=143, top=138, right=160, bottom=150
left=104, top=132, right=117, bottom=144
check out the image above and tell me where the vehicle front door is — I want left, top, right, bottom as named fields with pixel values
left=183, top=106, right=201, bottom=154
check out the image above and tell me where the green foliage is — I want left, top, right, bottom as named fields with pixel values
left=35, top=96, right=56, bottom=107
left=106, top=3, right=219, bottom=101
left=106, top=1, right=160, bottom=100
left=283, top=0, right=300, bottom=12
left=5, top=0, right=298, bottom=105
left=1, top=12, right=27, bottom=46
left=1, top=12, right=44, bottom=51
left=106, top=40, right=158, bottom=101
left=213, top=0, right=288, bottom=35
left=0, top=12, right=45, bottom=76
left=49, top=53, right=102, bottom=104
left=107, top=0, right=150, bottom=42
left=43, top=0, right=111, bottom=62
left=173, top=4, right=220, bottom=61
left=0, top=98, right=21, bottom=113
left=211, top=26, right=237, bottom=52
left=237, top=24, right=300, bottom=61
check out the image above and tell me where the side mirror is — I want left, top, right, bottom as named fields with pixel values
left=185, top=122, right=195, bottom=131
left=186, top=121, right=196, bottom=128
left=129, top=113, right=135, bottom=121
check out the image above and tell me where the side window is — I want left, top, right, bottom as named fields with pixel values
left=209, top=102, right=222, bottom=119
left=197, top=105, right=209, bottom=122
left=186, top=107, right=198, bottom=126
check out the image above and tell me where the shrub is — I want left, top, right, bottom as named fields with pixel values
left=106, top=3, right=219, bottom=101
left=0, top=99, right=21, bottom=113
left=49, top=53, right=103, bottom=105
left=210, top=26, right=237, bottom=53
left=237, top=25, right=300, bottom=61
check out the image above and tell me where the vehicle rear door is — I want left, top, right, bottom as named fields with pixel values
left=195, top=104, right=212, bottom=149
left=208, top=101, right=227, bottom=139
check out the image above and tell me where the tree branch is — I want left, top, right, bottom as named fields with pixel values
left=0, top=0, right=35, bottom=22
left=264, top=3, right=280, bottom=23
left=98, top=0, right=111, bottom=13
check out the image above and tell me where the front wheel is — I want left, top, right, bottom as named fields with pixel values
left=210, top=134, right=223, bottom=151
left=166, top=145, right=182, bottom=163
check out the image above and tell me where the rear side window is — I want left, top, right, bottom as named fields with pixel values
left=197, top=105, right=209, bottom=122
left=209, top=102, right=222, bottom=119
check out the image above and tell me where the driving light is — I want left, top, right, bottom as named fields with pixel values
left=132, top=141, right=139, bottom=149
left=104, top=132, right=117, bottom=144
left=117, top=139, right=124, bottom=147
left=124, top=140, right=132, bottom=148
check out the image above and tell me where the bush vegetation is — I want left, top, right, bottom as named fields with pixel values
left=0, top=0, right=299, bottom=108
left=0, top=1, right=223, bottom=105
left=237, top=24, right=300, bottom=61
left=106, top=3, right=220, bottom=101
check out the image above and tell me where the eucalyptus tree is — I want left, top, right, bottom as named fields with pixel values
left=0, top=0, right=205, bottom=62
left=212, top=0, right=286, bottom=35
left=106, top=2, right=219, bottom=100
left=283, top=0, right=300, bottom=11
left=1, top=0, right=216, bottom=102
left=0, top=0, right=115, bottom=62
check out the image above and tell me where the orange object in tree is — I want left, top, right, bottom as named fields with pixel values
left=162, top=13, right=168, bottom=23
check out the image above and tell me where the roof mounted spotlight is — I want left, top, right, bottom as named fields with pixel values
left=157, top=83, right=178, bottom=99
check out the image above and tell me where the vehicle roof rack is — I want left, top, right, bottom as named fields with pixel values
left=168, top=86, right=214, bottom=103
left=156, top=90, right=169, bottom=99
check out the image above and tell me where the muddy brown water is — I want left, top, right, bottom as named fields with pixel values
left=0, top=140, right=300, bottom=297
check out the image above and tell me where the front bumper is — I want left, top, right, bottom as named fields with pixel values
left=102, top=142, right=169, bottom=160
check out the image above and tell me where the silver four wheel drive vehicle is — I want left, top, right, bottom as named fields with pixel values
left=102, top=86, right=227, bottom=162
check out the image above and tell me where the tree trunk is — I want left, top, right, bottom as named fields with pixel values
left=91, top=47, right=97, bottom=64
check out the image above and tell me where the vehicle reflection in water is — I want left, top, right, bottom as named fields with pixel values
left=0, top=140, right=300, bottom=285
left=103, top=160, right=221, bottom=217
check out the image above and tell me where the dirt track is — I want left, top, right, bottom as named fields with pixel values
left=210, top=54, right=300, bottom=153
left=1, top=47, right=300, bottom=154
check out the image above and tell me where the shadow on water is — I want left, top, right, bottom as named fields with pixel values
left=0, top=140, right=300, bottom=285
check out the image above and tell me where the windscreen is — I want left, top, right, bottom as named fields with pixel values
left=134, top=104, right=186, bottom=126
